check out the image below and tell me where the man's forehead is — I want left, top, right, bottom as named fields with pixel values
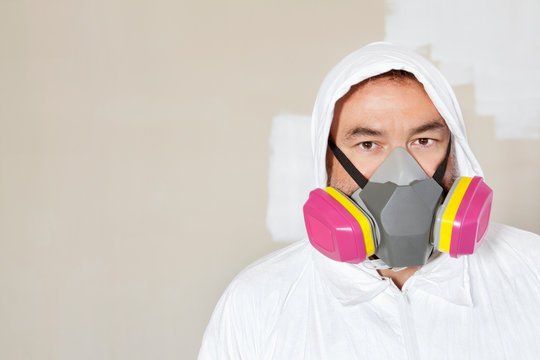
left=331, top=77, right=447, bottom=134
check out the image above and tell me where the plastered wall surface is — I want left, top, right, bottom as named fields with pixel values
left=0, top=1, right=538, bottom=359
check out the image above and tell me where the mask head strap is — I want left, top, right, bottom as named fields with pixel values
left=328, top=137, right=452, bottom=188
left=432, top=138, right=452, bottom=185
left=328, top=139, right=368, bottom=188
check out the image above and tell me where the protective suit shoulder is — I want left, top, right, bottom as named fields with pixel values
left=483, top=222, right=540, bottom=264
left=198, top=239, right=313, bottom=359
left=469, top=222, right=540, bottom=308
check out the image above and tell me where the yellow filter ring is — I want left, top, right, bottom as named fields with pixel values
left=325, top=187, right=375, bottom=256
left=439, top=177, right=473, bottom=253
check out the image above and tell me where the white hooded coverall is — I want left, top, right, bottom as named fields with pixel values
left=199, top=43, right=540, bottom=359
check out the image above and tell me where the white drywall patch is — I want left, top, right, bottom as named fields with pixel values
left=266, top=114, right=314, bottom=242
left=385, top=0, right=540, bottom=139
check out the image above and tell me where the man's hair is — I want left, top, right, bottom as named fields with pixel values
left=352, top=69, right=419, bottom=91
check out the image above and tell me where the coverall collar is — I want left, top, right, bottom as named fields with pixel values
left=311, top=244, right=473, bottom=307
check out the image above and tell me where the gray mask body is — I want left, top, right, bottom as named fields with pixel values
left=351, top=148, right=443, bottom=268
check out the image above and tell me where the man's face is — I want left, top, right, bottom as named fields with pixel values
left=327, top=77, right=454, bottom=195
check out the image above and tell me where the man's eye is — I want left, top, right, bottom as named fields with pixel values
left=414, top=138, right=434, bottom=146
left=360, top=141, right=374, bottom=150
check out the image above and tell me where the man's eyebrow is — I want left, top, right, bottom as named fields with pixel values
left=409, top=120, right=447, bottom=136
left=344, top=126, right=384, bottom=139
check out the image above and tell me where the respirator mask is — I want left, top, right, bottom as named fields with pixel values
left=303, top=139, right=493, bottom=268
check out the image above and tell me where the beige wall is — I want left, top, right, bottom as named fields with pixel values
left=1, top=1, right=538, bottom=359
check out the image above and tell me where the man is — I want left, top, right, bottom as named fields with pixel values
left=199, top=43, right=540, bottom=359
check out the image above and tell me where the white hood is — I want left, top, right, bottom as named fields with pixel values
left=311, top=42, right=484, bottom=188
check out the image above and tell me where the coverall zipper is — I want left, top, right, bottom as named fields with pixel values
left=387, top=280, right=421, bottom=360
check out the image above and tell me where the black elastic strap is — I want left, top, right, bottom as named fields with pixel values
left=432, top=139, right=452, bottom=185
left=328, top=140, right=368, bottom=189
